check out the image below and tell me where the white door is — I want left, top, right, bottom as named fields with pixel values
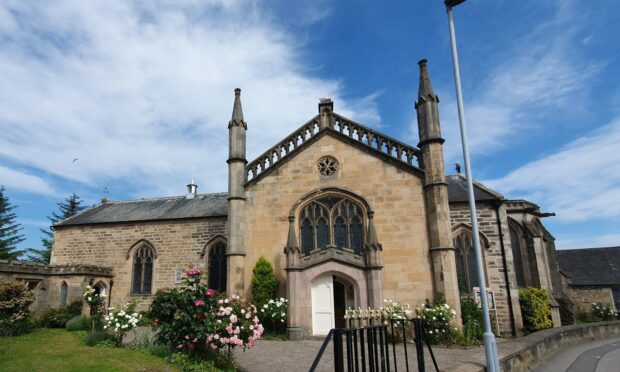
left=311, top=274, right=334, bottom=335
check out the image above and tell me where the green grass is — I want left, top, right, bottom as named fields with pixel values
left=0, top=328, right=178, bottom=372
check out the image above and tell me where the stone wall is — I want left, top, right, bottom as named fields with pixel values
left=449, top=202, right=524, bottom=336
left=564, top=285, right=616, bottom=315
left=0, top=260, right=113, bottom=314
left=243, top=133, right=435, bottom=335
left=52, top=217, right=227, bottom=310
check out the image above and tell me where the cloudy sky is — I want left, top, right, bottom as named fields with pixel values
left=1, top=0, right=618, bottom=252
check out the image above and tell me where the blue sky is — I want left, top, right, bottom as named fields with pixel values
left=1, top=0, right=619, bottom=252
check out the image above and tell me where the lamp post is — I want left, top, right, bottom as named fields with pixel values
left=444, top=1, right=501, bottom=371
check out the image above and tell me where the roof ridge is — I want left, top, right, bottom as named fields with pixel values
left=104, top=192, right=227, bottom=205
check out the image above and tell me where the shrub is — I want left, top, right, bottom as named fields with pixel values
left=0, top=279, right=35, bottom=337
left=149, top=268, right=263, bottom=369
left=65, top=301, right=83, bottom=317
left=260, top=297, right=288, bottom=334
left=104, top=302, right=141, bottom=345
left=65, top=315, right=92, bottom=331
left=459, top=297, right=483, bottom=343
left=592, top=302, right=618, bottom=321
left=40, top=307, right=73, bottom=328
left=416, top=300, right=457, bottom=344
left=84, top=330, right=115, bottom=346
left=519, top=287, right=552, bottom=333
left=250, top=257, right=279, bottom=309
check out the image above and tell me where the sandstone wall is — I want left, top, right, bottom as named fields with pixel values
left=243, top=133, right=435, bottom=313
left=52, top=217, right=226, bottom=310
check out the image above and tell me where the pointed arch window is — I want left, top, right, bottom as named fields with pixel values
left=208, top=241, right=227, bottom=293
left=454, top=232, right=480, bottom=294
left=298, top=195, right=365, bottom=255
left=509, top=224, right=527, bottom=288
left=60, top=282, right=68, bottom=307
left=132, top=244, right=154, bottom=294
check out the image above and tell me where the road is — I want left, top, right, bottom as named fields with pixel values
left=531, top=336, right=620, bottom=372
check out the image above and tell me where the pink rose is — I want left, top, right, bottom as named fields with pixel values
left=195, top=300, right=204, bottom=306
left=205, top=289, right=216, bottom=296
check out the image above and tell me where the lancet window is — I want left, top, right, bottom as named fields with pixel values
left=454, top=231, right=481, bottom=294
left=132, top=244, right=154, bottom=294
left=299, top=196, right=365, bottom=255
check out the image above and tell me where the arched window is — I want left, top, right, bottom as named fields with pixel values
left=454, top=232, right=480, bottom=294
left=60, top=282, right=68, bottom=307
left=208, top=241, right=227, bottom=293
left=298, top=195, right=365, bottom=255
left=509, top=224, right=527, bottom=288
left=132, top=244, right=154, bottom=294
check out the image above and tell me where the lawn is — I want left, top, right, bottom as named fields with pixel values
left=0, top=328, right=178, bottom=372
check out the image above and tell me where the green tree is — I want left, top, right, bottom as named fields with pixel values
left=27, top=193, right=86, bottom=264
left=250, top=256, right=279, bottom=309
left=0, top=186, right=24, bottom=260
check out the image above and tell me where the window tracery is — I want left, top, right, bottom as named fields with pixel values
left=132, top=244, right=154, bottom=294
left=454, top=232, right=480, bottom=294
left=299, top=195, right=365, bottom=255
left=317, top=156, right=339, bottom=177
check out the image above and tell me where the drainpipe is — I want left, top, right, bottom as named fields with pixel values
left=493, top=200, right=516, bottom=337
left=107, top=279, right=114, bottom=309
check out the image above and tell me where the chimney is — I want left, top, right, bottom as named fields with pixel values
left=186, top=179, right=198, bottom=199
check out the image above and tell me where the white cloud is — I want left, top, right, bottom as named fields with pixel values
left=556, top=233, right=620, bottom=250
left=485, top=118, right=620, bottom=222
left=0, top=166, right=56, bottom=196
left=0, top=0, right=379, bottom=198
left=433, top=1, right=599, bottom=164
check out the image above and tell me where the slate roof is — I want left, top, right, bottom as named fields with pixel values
left=446, top=174, right=503, bottom=203
left=55, top=193, right=228, bottom=227
left=556, top=247, right=620, bottom=286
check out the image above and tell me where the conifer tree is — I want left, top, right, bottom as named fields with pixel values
left=250, top=256, right=279, bottom=309
left=0, top=186, right=24, bottom=260
left=27, top=193, right=86, bottom=264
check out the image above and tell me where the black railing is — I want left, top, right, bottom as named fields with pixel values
left=310, top=318, right=439, bottom=372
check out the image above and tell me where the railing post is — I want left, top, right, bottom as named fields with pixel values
left=334, top=329, right=345, bottom=372
left=414, top=319, right=425, bottom=372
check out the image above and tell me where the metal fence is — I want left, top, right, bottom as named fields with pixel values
left=309, top=318, right=439, bottom=372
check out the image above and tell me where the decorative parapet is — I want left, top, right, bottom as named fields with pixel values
left=331, top=113, right=421, bottom=168
left=245, top=112, right=422, bottom=184
left=246, top=115, right=320, bottom=182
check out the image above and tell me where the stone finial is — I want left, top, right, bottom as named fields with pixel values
left=229, top=88, right=246, bottom=129
left=285, top=216, right=299, bottom=251
left=417, top=59, right=438, bottom=101
left=318, top=98, right=334, bottom=129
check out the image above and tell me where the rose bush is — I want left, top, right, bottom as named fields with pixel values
left=104, top=302, right=142, bottom=345
left=149, top=268, right=263, bottom=367
left=260, top=297, right=287, bottom=334
left=416, top=301, right=457, bottom=344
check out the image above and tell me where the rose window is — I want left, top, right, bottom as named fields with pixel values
left=317, top=156, right=339, bottom=177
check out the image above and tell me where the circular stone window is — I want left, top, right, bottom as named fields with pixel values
left=317, top=156, right=339, bottom=177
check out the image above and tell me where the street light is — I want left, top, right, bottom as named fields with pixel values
left=444, top=1, right=501, bottom=371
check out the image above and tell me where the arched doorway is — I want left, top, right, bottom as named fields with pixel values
left=311, top=274, right=356, bottom=335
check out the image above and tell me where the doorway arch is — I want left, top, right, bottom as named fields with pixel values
left=311, top=273, right=357, bottom=335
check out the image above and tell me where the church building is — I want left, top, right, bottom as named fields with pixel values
left=3, top=60, right=565, bottom=338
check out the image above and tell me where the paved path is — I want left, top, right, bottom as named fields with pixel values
left=234, top=338, right=487, bottom=372
left=531, top=336, right=620, bottom=372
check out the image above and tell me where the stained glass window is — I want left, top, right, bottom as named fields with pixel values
left=509, top=225, right=527, bottom=288
left=132, top=244, right=154, bottom=294
left=454, top=232, right=481, bottom=294
left=298, top=195, right=365, bottom=255
left=208, top=241, right=227, bottom=293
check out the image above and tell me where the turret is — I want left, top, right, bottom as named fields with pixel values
left=227, top=88, right=247, bottom=294
left=415, top=60, right=461, bottom=316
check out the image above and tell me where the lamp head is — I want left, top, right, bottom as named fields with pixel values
left=445, top=0, right=466, bottom=7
